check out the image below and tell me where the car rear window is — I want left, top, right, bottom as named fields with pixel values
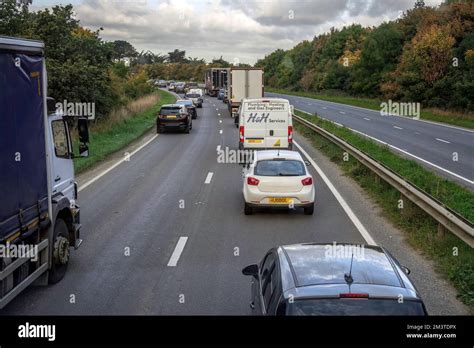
left=177, top=101, right=193, bottom=106
left=186, top=94, right=200, bottom=98
left=287, top=299, right=426, bottom=316
left=160, top=107, right=181, bottom=115
left=255, top=160, right=305, bottom=176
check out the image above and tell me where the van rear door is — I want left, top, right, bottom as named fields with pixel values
left=242, top=100, right=267, bottom=148
left=264, top=100, right=289, bottom=148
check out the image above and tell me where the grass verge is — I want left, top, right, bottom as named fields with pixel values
left=73, top=89, right=176, bottom=173
left=268, top=88, right=474, bottom=129
left=294, top=111, right=474, bottom=307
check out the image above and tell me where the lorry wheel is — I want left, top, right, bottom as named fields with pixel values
left=49, top=218, right=70, bottom=284
left=304, top=204, right=314, bottom=215
left=244, top=203, right=253, bottom=215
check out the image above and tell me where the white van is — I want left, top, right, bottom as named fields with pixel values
left=238, top=98, right=293, bottom=150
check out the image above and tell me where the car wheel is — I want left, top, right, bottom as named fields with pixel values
left=49, top=218, right=70, bottom=284
left=184, top=125, right=190, bottom=134
left=304, top=203, right=314, bottom=215
left=244, top=203, right=253, bottom=215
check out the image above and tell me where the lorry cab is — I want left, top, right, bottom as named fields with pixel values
left=238, top=98, right=293, bottom=150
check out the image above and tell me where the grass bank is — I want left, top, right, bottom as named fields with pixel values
left=73, top=89, right=176, bottom=173
left=268, top=88, right=474, bottom=129
left=294, top=110, right=474, bottom=306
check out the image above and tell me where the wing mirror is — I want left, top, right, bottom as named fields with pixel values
left=401, top=265, right=411, bottom=275
left=77, top=118, right=89, bottom=157
left=304, top=160, right=311, bottom=166
left=242, top=264, right=258, bottom=278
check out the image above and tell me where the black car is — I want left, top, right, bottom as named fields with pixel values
left=176, top=100, right=197, bottom=119
left=242, top=243, right=427, bottom=316
left=157, top=104, right=192, bottom=133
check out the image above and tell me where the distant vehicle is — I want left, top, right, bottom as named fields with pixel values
left=157, top=79, right=167, bottom=88
left=227, top=68, right=264, bottom=118
left=157, top=104, right=192, bottom=133
left=242, top=150, right=314, bottom=215
left=204, top=68, right=229, bottom=97
left=176, top=99, right=197, bottom=119
left=242, top=243, right=428, bottom=316
left=185, top=90, right=203, bottom=108
left=184, top=82, right=198, bottom=93
left=0, top=37, right=90, bottom=309
left=175, top=82, right=186, bottom=93
left=238, top=98, right=293, bottom=150
left=217, top=88, right=225, bottom=100
left=168, top=82, right=176, bottom=91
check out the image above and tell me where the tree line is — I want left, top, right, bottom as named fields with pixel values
left=255, top=0, right=474, bottom=112
left=0, top=1, right=242, bottom=121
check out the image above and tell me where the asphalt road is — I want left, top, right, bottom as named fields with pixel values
left=267, top=92, right=474, bottom=189
left=1, top=93, right=469, bottom=315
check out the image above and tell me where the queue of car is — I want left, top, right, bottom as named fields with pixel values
left=156, top=83, right=427, bottom=316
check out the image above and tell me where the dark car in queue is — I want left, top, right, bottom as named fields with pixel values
left=157, top=104, right=192, bottom=134
left=242, top=243, right=428, bottom=316
left=176, top=99, right=197, bottom=119
left=217, top=88, right=225, bottom=100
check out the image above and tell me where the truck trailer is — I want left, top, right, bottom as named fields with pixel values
left=204, top=68, right=229, bottom=97
left=0, top=36, right=89, bottom=309
left=227, top=68, right=264, bottom=119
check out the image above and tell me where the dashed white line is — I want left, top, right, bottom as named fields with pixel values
left=364, top=117, right=371, bottom=121
left=79, top=134, right=158, bottom=192
left=167, top=237, right=188, bottom=267
left=436, top=138, right=451, bottom=144
left=294, top=141, right=376, bottom=245
left=219, top=130, right=223, bottom=134
left=339, top=111, right=346, bottom=114
left=218, top=113, right=221, bottom=116
left=322, top=107, right=327, bottom=110
left=219, top=120, right=222, bottom=123
left=393, top=126, right=403, bottom=130
left=204, top=172, right=214, bottom=184
left=216, top=145, right=221, bottom=152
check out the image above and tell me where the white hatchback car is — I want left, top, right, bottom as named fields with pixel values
left=242, top=150, right=315, bottom=215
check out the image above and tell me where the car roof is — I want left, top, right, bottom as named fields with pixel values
left=277, top=243, right=419, bottom=299
left=161, top=104, right=184, bottom=108
left=176, top=100, right=193, bottom=104
left=255, top=150, right=303, bottom=161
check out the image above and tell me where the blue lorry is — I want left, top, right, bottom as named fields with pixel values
left=0, top=36, right=89, bottom=309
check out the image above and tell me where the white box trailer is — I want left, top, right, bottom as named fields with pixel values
left=228, top=68, right=264, bottom=118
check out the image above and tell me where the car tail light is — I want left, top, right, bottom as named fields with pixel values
left=339, top=293, right=369, bottom=298
left=288, top=125, right=293, bottom=144
left=247, top=177, right=259, bottom=186
left=301, top=177, right=313, bottom=186
left=239, top=126, right=245, bottom=143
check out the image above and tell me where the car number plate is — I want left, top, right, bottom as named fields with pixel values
left=167, top=115, right=177, bottom=119
left=269, top=197, right=292, bottom=204
left=247, top=139, right=263, bottom=144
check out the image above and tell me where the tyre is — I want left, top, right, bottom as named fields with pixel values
left=244, top=202, right=253, bottom=215
left=184, top=125, right=190, bottom=134
left=48, top=218, right=70, bottom=284
left=304, top=203, right=314, bottom=215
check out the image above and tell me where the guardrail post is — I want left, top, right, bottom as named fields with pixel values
left=437, top=223, right=446, bottom=240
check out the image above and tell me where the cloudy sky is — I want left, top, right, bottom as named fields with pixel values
left=32, top=0, right=444, bottom=64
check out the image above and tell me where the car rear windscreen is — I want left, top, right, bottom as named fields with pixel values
left=255, top=160, right=305, bottom=176
left=187, top=94, right=200, bottom=98
left=287, top=299, right=426, bottom=315
left=160, top=107, right=181, bottom=115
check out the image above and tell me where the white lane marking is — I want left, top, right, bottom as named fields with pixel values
left=204, top=172, right=214, bottom=184
left=339, top=111, right=346, bottom=114
left=294, top=141, right=376, bottom=245
left=295, top=107, right=473, bottom=185
left=436, top=138, right=451, bottom=144
left=216, top=145, right=221, bottom=151
left=393, top=126, right=403, bottom=130
left=364, top=117, right=371, bottom=121
left=216, top=108, right=219, bottom=111
left=270, top=92, right=474, bottom=133
left=79, top=134, right=158, bottom=192
left=347, top=128, right=474, bottom=185
left=322, top=107, right=327, bottom=109
left=219, top=129, right=223, bottom=134
left=167, top=237, right=188, bottom=267
left=219, top=120, right=222, bottom=123
left=218, top=113, right=221, bottom=116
